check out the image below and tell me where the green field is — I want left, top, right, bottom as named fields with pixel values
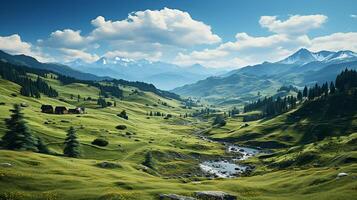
left=0, top=74, right=356, bottom=200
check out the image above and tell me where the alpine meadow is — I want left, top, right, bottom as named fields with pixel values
left=0, top=1, right=356, bottom=200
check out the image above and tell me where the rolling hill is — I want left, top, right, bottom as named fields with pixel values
left=172, top=48, right=357, bottom=105
left=0, top=60, right=356, bottom=200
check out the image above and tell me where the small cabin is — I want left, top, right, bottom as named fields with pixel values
left=68, top=107, right=84, bottom=114
left=55, top=106, right=67, bottom=114
left=41, top=105, right=53, bottom=113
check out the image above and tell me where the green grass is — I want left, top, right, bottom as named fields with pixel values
left=0, top=77, right=357, bottom=200
left=0, top=150, right=356, bottom=200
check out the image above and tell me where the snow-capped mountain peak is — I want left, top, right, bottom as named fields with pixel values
left=328, top=50, right=357, bottom=61
left=277, top=48, right=357, bottom=65
left=278, top=48, right=317, bottom=65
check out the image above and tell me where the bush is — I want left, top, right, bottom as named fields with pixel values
left=117, top=110, right=128, bottom=120
left=92, top=138, right=109, bottom=147
left=142, top=151, right=154, bottom=169
left=212, top=115, right=226, bottom=127
left=116, top=125, right=127, bottom=130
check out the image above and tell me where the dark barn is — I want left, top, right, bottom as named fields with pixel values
left=55, top=106, right=67, bottom=114
left=41, top=105, right=54, bottom=113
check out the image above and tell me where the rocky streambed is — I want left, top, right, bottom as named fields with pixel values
left=196, top=132, right=264, bottom=178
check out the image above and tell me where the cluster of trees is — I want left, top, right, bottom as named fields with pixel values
left=299, top=69, right=357, bottom=101
left=243, top=69, right=357, bottom=118
left=277, top=85, right=299, bottom=93
left=97, top=97, right=117, bottom=108
left=244, top=95, right=297, bottom=117
left=228, top=107, right=240, bottom=117
left=98, top=85, right=123, bottom=98
left=191, top=107, right=217, bottom=117
left=20, top=76, right=58, bottom=98
left=300, top=82, right=332, bottom=101
left=0, top=62, right=58, bottom=98
left=1, top=104, right=81, bottom=158
left=212, top=115, right=226, bottom=127
left=335, top=69, right=357, bottom=92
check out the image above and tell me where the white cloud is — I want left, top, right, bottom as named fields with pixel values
left=0, top=34, right=32, bottom=55
left=310, top=32, right=357, bottom=52
left=174, top=32, right=310, bottom=68
left=259, top=14, right=327, bottom=35
left=38, top=29, right=92, bottom=49
left=58, top=48, right=99, bottom=63
left=350, top=14, right=357, bottom=19
left=0, top=34, right=52, bottom=62
left=90, top=7, right=221, bottom=46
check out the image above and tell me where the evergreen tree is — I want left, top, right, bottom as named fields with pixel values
left=36, top=136, right=50, bottom=154
left=1, top=104, right=37, bottom=151
left=142, top=151, right=154, bottom=169
left=303, top=86, right=308, bottom=98
left=97, top=97, right=107, bottom=108
left=297, top=91, right=303, bottom=101
left=63, top=127, right=80, bottom=158
left=330, top=81, right=336, bottom=94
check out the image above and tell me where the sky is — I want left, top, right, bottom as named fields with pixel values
left=0, top=0, right=356, bottom=68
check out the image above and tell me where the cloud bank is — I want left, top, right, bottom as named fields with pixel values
left=0, top=10, right=356, bottom=68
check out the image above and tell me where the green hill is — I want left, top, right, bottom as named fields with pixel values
left=0, top=62, right=356, bottom=200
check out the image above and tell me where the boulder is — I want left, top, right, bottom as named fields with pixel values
left=0, top=163, right=12, bottom=167
left=159, top=194, right=196, bottom=200
left=337, top=172, right=348, bottom=178
left=96, top=162, right=121, bottom=169
left=194, top=191, right=237, bottom=200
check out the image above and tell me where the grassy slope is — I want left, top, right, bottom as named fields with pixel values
left=0, top=77, right=356, bottom=199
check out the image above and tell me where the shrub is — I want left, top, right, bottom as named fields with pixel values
left=117, top=110, right=128, bottom=120
left=142, top=151, right=154, bottom=169
left=116, top=125, right=127, bottom=130
left=92, top=138, right=109, bottom=147
left=212, top=115, right=226, bottom=127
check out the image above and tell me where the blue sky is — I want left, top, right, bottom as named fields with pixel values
left=0, top=0, right=356, bottom=68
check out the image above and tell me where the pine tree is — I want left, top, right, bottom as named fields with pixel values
left=142, top=151, right=154, bottom=169
left=63, top=127, right=80, bottom=158
left=297, top=91, right=303, bottom=101
left=330, top=81, right=336, bottom=94
left=1, top=104, right=37, bottom=151
left=36, top=136, right=50, bottom=154
left=303, top=86, right=308, bottom=98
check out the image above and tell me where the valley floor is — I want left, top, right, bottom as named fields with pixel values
left=0, top=77, right=356, bottom=200
left=1, top=150, right=356, bottom=200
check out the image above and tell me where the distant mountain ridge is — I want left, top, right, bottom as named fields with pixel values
left=277, top=48, right=357, bottom=65
left=0, top=50, right=105, bottom=81
left=66, top=56, right=225, bottom=90
left=172, top=48, right=357, bottom=105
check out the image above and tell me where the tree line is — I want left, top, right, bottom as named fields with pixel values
left=0, top=61, right=58, bottom=98
left=243, top=68, right=357, bottom=118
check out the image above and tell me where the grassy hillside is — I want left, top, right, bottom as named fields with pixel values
left=0, top=66, right=356, bottom=199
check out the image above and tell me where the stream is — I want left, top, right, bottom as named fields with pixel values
left=196, top=132, right=262, bottom=178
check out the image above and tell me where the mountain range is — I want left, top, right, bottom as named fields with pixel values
left=66, top=57, right=225, bottom=90
left=0, top=50, right=105, bottom=81
left=172, top=48, right=357, bottom=105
